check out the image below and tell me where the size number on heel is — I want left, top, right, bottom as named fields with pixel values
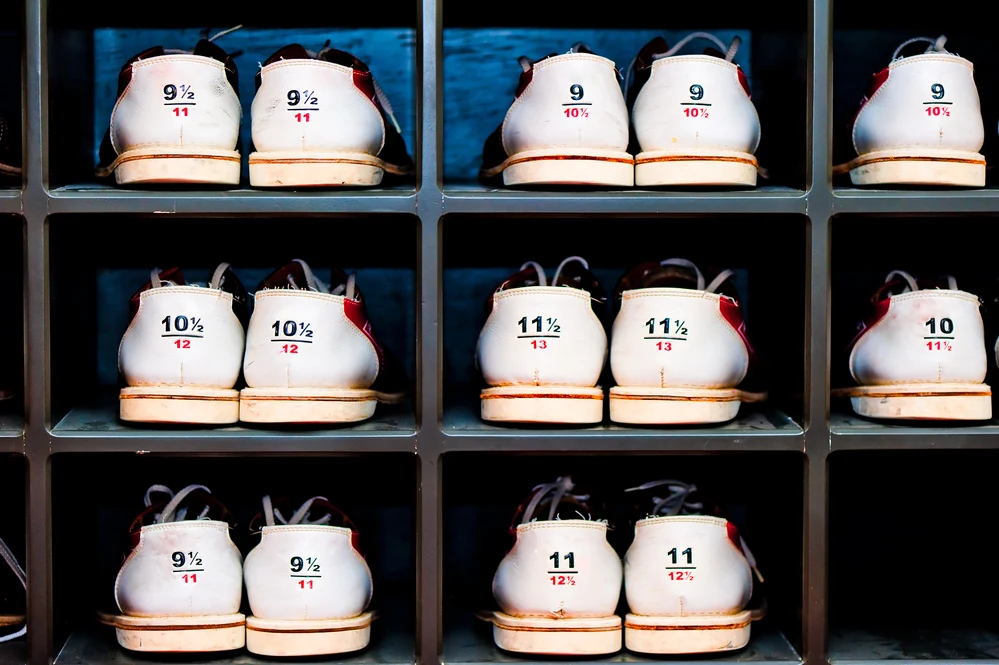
left=547, top=551, right=578, bottom=585
left=171, top=551, right=203, bottom=583
left=665, top=547, right=696, bottom=581
left=164, top=84, right=195, bottom=116
left=291, top=556, right=321, bottom=589
left=645, top=317, right=688, bottom=349
left=518, top=316, right=561, bottom=349
left=162, top=315, right=204, bottom=348
left=924, top=317, right=954, bottom=351
left=682, top=84, right=711, bottom=118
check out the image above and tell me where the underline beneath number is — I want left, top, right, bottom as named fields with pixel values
left=923, top=336, right=955, bottom=339
left=923, top=101, right=953, bottom=104
left=172, top=569, right=204, bottom=573
left=644, top=336, right=687, bottom=340
left=680, top=103, right=712, bottom=106
left=562, top=103, right=592, bottom=106
left=162, top=334, right=204, bottom=338
left=518, top=335, right=560, bottom=338
left=164, top=103, right=195, bottom=106
left=271, top=339, right=314, bottom=343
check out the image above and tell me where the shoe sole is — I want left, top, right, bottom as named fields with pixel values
left=635, top=149, right=757, bottom=186
left=245, top=612, right=372, bottom=657
left=624, top=610, right=752, bottom=654
left=481, top=148, right=634, bottom=186
left=609, top=386, right=767, bottom=425
left=846, top=148, right=985, bottom=187
left=100, top=147, right=241, bottom=185
left=119, top=386, right=240, bottom=424
left=487, top=611, right=621, bottom=656
left=480, top=386, right=604, bottom=424
left=99, top=612, right=245, bottom=652
left=239, top=387, right=377, bottom=423
left=249, top=151, right=411, bottom=187
left=847, top=382, right=991, bottom=420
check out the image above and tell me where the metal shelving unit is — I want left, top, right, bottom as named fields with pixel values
left=8, top=0, right=998, bottom=663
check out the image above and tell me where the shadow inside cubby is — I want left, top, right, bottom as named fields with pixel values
left=833, top=7, right=999, bottom=190
left=441, top=452, right=804, bottom=663
left=442, top=2, right=807, bottom=192
left=50, top=453, right=416, bottom=664
left=0, top=455, right=25, bottom=664
left=48, top=215, right=418, bottom=434
left=830, top=215, right=999, bottom=431
left=46, top=0, right=417, bottom=192
left=0, top=218, right=23, bottom=433
left=0, top=3, right=22, bottom=188
left=441, top=215, right=807, bottom=433
left=829, top=450, right=999, bottom=660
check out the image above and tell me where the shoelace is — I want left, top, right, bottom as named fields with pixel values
left=162, top=25, right=242, bottom=55
left=883, top=269, right=958, bottom=295
left=624, top=32, right=740, bottom=98
left=659, top=258, right=734, bottom=294
left=625, top=479, right=763, bottom=582
left=280, top=259, right=357, bottom=300
left=0, top=536, right=24, bottom=642
left=149, top=263, right=231, bottom=291
left=517, top=256, right=589, bottom=288
left=891, top=35, right=948, bottom=61
left=145, top=484, right=212, bottom=524
left=262, top=495, right=333, bottom=527
left=520, top=476, right=593, bottom=524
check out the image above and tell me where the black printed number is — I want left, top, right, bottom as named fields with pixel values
left=931, top=83, right=945, bottom=99
left=569, top=84, right=584, bottom=101
left=689, top=84, right=704, bottom=101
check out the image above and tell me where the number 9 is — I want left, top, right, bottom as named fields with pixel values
left=171, top=551, right=185, bottom=567
left=290, top=556, right=304, bottom=572
left=163, top=85, right=177, bottom=101
left=689, top=84, right=704, bottom=101
left=287, top=90, right=301, bottom=106
left=931, top=83, right=945, bottom=99
left=569, top=84, right=584, bottom=101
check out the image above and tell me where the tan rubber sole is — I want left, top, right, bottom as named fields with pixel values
left=609, top=386, right=766, bottom=424
left=480, top=386, right=604, bottom=424
left=482, top=148, right=634, bottom=186
left=119, top=386, right=239, bottom=424
left=625, top=610, right=752, bottom=654
left=245, top=612, right=372, bottom=657
left=239, top=387, right=377, bottom=423
left=635, top=150, right=757, bottom=186
left=248, top=151, right=409, bottom=187
left=488, top=611, right=621, bottom=655
left=847, top=382, right=991, bottom=420
left=843, top=149, right=985, bottom=187
left=99, top=612, right=245, bottom=652
left=102, top=147, right=241, bottom=185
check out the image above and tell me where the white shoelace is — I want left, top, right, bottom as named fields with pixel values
left=520, top=476, right=593, bottom=524
left=884, top=270, right=958, bottom=294
left=149, top=263, right=231, bottom=291
left=625, top=32, right=740, bottom=94
left=0, top=536, right=24, bottom=642
left=625, top=479, right=763, bottom=582
left=279, top=259, right=357, bottom=300
left=516, top=256, right=590, bottom=288
left=145, top=484, right=213, bottom=524
left=261, top=496, right=333, bottom=527
left=659, top=258, right=734, bottom=293
left=892, top=35, right=948, bottom=61
left=162, top=25, right=242, bottom=55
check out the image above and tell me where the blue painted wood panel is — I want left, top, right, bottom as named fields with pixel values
left=93, top=28, right=416, bottom=172
left=443, top=29, right=751, bottom=183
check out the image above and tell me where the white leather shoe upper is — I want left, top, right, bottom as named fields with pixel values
left=494, top=521, right=622, bottom=619
left=850, top=271, right=986, bottom=386
left=251, top=59, right=384, bottom=156
left=244, top=497, right=372, bottom=621
left=624, top=515, right=752, bottom=617
left=631, top=34, right=760, bottom=155
left=852, top=37, right=983, bottom=156
left=118, top=266, right=245, bottom=389
left=610, top=260, right=750, bottom=390
left=242, top=260, right=381, bottom=390
left=501, top=48, right=629, bottom=158
left=110, top=54, right=241, bottom=155
left=477, top=258, right=606, bottom=387
left=115, top=486, right=243, bottom=618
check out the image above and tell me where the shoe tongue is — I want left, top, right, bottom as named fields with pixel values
left=619, top=262, right=700, bottom=292
left=259, top=260, right=325, bottom=292
left=569, top=42, right=593, bottom=55
left=553, top=260, right=604, bottom=301
left=317, top=46, right=369, bottom=71
left=703, top=46, right=726, bottom=59
left=192, top=38, right=230, bottom=64
left=152, top=267, right=187, bottom=287
left=498, top=264, right=545, bottom=291
left=263, top=43, right=312, bottom=66
left=328, top=268, right=356, bottom=299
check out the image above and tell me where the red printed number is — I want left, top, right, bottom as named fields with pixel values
left=281, top=344, right=299, bottom=354
left=531, top=340, right=547, bottom=349
left=656, top=342, right=672, bottom=351
left=549, top=575, right=575, bottom=585
left=295, top=113, right=310, bottom=122
left=925, top=106, right=950, bottom=117
left=173, top=107, right=188, bottom=117
left=563, top=107, right=588, bottom=118
left=182, top=574, right=197, bottom=583
left=174, top=339, right=191, bottom=349
left=298, top=580, right=314, bottom=589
